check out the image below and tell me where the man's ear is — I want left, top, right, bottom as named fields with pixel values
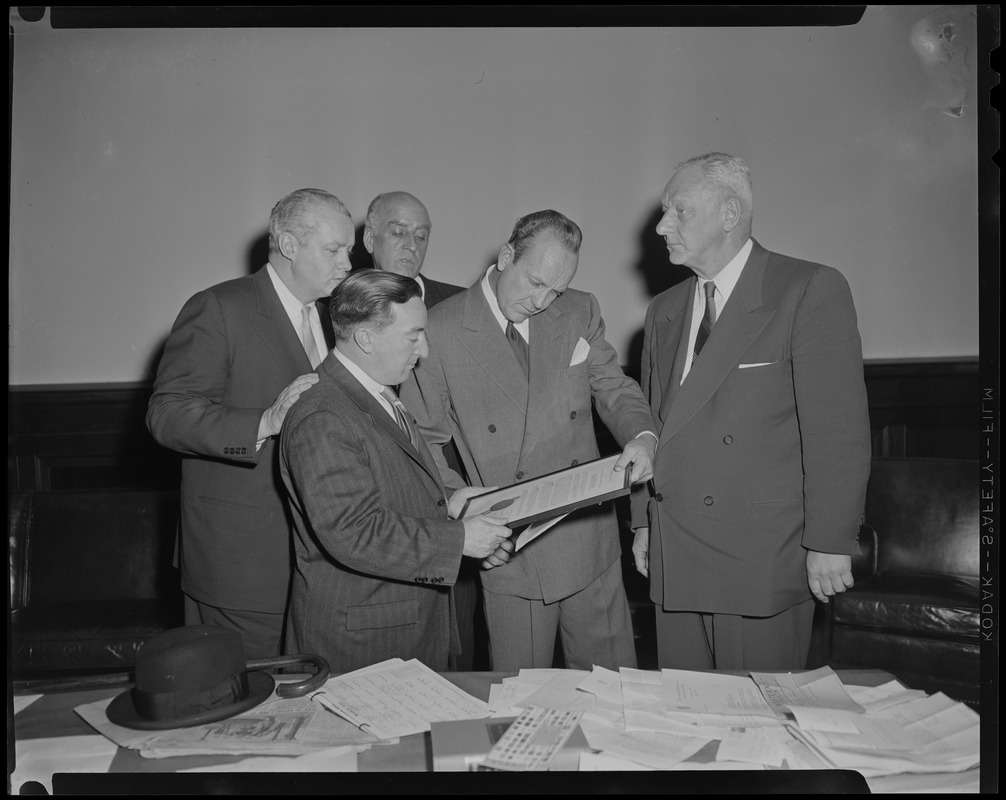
left=363, top=226, right=375, bottom=255
left=497, top=243, right=514, bottom=271
left=721, top=197, right=741, bottom=233
left=353, top=326, right=374, bottom=354
left=278, top=231, right=298, bottom=261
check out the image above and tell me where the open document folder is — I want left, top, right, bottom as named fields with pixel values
left=458, top=454, right=630, bottom=550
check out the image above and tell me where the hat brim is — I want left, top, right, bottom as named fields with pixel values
left=105, top=671, right=275, bottom=731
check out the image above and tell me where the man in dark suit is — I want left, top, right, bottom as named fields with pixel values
left=147, top=188, right=354, bottom=659
left=631, top=152, right=872, bottom=671
left=401, top=210, right=657, bottom=671
left=363, top=190, right=487, bottom=669
left=363, top=191, right=464, bottom=307
left=279, top=270, right=512, bottom=673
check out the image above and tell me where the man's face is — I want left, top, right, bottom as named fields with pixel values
left=289, top=206, right=355, bottom=301
left=495, top=234, right=578, bottom=323
left=365, top=197, right=431, bottom=279
left=656, top=164, right=730, bottom=280
left=368, top=296, right=429, bottom=386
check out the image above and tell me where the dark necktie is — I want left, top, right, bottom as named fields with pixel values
left=692, top=281, right=717, bottom=362
left=506, top=321, right=530, bottom=380
left=380, top=387, right=419, bottom=450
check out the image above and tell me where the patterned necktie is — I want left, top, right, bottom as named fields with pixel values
left=380, top=387, right=419, bottom=450
left=300, top=304, right=322, bottom=369
left=692, top=281, right=717, bottom=362
left=506, top=321, right=530, bottom=380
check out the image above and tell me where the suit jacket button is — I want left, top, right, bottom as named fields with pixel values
left=569, top=411, right=577, bottom=419
left=240, top=447, right=247, bottom=454
left=704, top=496, right=714, bottom=506
left=436, top=498, right=446, bottom=507
left=516, top=471, right=525, bottom=481
left=722, top=435, right=733, bottom=445
left=223, top=447, right=231, bottom=455
left=488, top=424, right=497, bottom=433
left=570, top=459, right=579, bottom=467
left=654, top=493, right=663, bottom=502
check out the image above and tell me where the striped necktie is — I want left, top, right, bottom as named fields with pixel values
left=692, top=281, right=717, bottom=362
left=380, top=387, right=419, bottom=450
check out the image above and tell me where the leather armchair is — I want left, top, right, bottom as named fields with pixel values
left=824, top=458, right=980, bottom=708
left=9, top=489, right=184, bottom=679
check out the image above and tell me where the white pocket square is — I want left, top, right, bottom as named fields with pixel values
left=738, top=362, right=776, bottom=369
left=569, top=337, right=590, bottom=366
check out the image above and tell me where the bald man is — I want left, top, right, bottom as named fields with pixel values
left=363, top=191, right=464, bottom=307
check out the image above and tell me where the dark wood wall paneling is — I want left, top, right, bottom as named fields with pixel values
left=8, top=359, right=980, bottom=493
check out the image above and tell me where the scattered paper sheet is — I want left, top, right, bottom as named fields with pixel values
left=844, top=680, right=929, bottom=713
left=12, top=735, right=118, bottom=794
left=75, top=692, right=378, bottom=758
left=13, top=693, right=43, bottom=716
left=581, top=726, right=713, bottom=770
left=662, top=669, right=782, bottom=717
left=517, top=670, right=596, bottom=712
left=751, top=666, right=864, bottom=715
left=178, top=746, right=359, bottom=772
left=309, top=658, right=491, bottom=740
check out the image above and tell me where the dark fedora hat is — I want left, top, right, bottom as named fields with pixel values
left=106, top=625, right=276, bottom=730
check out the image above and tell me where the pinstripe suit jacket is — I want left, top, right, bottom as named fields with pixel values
left=401, top=279, right=653, bottom=603
left=280, top=353, right=466, bottom=673
left=631, top=241, right=871, bottom=617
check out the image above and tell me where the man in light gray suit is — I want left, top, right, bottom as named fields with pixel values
left=280, top=270, right=512, bottom=673
left=401, top=210, right=656, bottom=671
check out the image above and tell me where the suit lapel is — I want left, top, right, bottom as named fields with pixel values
left=323, top=355, right=445, bottom=489
left=659, top=243, right=775, bottom=444
left=456, top=287, right=530, bottom=413
left=522, top=303, right=566, bottom=450
left=656, top=282, right=694, bottom=424
left=249, top=266, right=314, bottom=374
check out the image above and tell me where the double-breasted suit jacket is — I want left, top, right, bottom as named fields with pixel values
left=402, top=281, right=654, bottom=604
left=632, top=240, right=872, bottom=617
left=148, top=266, right=323, bottom=614
left=280, top=354, right=466, bottom=674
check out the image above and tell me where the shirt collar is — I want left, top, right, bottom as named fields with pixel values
left=481, top=265, right=529, bottom=338
left=332, top=346, right=391, bottom=407
left=702, top=238, right=752, bottom=304
left=266, top=262, right=310, bottom=324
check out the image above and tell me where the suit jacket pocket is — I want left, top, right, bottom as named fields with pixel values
left=346, top=599, right=420, bottom=631
left=748, top=496, right=803, bottom=519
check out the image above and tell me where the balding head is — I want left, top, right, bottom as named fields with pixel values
left=363, top=192, right=432, bottom=278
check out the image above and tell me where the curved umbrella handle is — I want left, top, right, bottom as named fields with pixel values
left=246, top=653, right=331, bottom=698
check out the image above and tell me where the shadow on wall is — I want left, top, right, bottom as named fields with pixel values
left=624, top=206, right=692, bottom=372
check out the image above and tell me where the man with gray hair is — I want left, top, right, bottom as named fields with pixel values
left=280, top=270, right=512, bottom=673
left=631, top=152, right=871, bottom=670
left=148, top=188, right=354, bottom=659
left=402, top=209, right=657, bottom=671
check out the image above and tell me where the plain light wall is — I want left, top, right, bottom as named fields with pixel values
left=9, top=7, right=981, bottom=386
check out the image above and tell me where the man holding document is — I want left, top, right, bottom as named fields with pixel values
left=280, top=270, right=513, bottom=674
left=401, top=210, right=656, bottom=671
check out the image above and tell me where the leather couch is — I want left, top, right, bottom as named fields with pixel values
left=824, top=457, right=980, bottom=708
left=8, top=489, right=184, bottom=679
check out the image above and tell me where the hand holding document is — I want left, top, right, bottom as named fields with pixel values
left=459, top=454, right=630, bottom=539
